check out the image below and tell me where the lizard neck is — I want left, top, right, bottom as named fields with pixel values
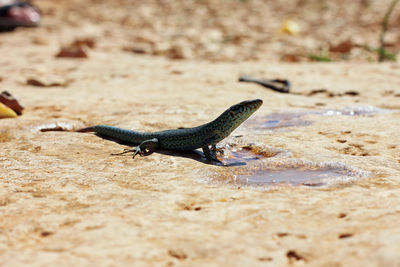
left=203, top=109, right=253, bottom=142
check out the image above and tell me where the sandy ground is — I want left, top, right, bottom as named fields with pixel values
left=1, top=0, right=400, bottom=266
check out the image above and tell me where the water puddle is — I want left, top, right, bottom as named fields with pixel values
left=217, top=144, right=290, bottom=166
left=200, top=159, right=368, bottom=188
left=245, top=105, right=389, bottom=131
left=254, top=112, right=314, bottom=130
left=234, top=168, right=350, bottom=187
left=321, top=106, right=389, bottom=116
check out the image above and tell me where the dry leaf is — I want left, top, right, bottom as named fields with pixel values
left=26, top=77, right=70, bottom=87
left=0, top=91, right=24, bottom=115
left=35, top=122, right=75, bottom=132
left=56, top=45, right=88, bottom=58
left=281, top=54, right=301, bottom=62
left=330, top=40, right=354, bottom=53
left=55, top=38, right=96, bottom=58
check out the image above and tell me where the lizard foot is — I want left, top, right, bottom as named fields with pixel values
left=202, top=145, right=222, bottom=163
left=111, top=138, right=159, bottom=159
left=212, top=144, right=224, bottom=155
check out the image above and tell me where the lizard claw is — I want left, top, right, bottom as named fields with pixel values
left=132, top=147, right=146, bottom=158
left=111, top=138, right=159, bottom=159
left=215, top=148, right=224, bottom=155
left=133, top=138, right=159, bottom=158
left=132, top=148, right=139, bottom=159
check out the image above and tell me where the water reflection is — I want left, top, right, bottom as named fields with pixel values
left=201, top=158, right=368, bottom=188
left=244, top=105, right=389, bottom=131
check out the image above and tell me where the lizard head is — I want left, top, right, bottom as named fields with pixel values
left=227, top=99, right=263, bottom=120
left=210, top=99, right=263, bottom=140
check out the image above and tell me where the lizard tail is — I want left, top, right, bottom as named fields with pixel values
left=76, top=126, right=96, bottom=132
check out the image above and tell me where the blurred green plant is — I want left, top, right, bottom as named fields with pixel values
left=378, top=0, right=399, bottom=61
left=308, top=50, right=332, bottom=62
left=308, top=45, right=332, bottom=62
left=363, top=45, right=397, bottom=61
left=308, top=55, right=332, bottom=62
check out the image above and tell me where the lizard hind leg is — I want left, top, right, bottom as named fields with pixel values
left=111, top=138, right=159, bottom=159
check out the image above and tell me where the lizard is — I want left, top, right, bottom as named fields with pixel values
left=77, top=99, right=263, bottom=161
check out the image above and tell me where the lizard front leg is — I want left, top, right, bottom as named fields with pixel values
left=112, top=138, right=159, bottom=159
left=202, top=145, right=221, bottom=162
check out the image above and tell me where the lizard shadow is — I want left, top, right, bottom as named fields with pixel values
left=95, top=133, right=247, bottom=167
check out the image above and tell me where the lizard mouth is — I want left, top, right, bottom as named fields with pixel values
left=240, top=99, right=263, bottom=111
left=227, top=99, right=263, bottom=118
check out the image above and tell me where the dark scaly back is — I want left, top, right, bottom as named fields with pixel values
left=152, top=99, right=263, bottom=150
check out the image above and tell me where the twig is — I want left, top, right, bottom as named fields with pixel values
left=238, top=76, right=291, bottom=93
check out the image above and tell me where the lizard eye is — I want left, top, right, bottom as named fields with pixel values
left=230, top=105, right=241, bottom=112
